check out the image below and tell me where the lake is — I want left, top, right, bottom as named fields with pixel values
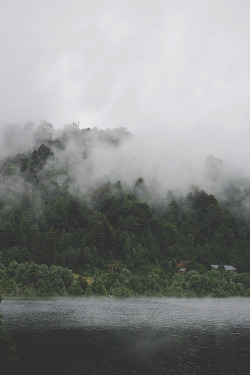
left=1, top=297, right=250, bottom=374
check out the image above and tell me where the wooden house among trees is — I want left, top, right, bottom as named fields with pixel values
left=177, top=261, right=188, bottom=273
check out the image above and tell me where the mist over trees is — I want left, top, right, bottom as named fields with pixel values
left=0, top=122, right=250, bottom=297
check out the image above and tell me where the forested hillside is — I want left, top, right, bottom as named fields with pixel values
left=1, top=122, right=250, bottom=297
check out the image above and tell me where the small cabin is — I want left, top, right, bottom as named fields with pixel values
left=178, top=268, right=186, bottom=274
left=177, top=261, right=188, bottom=274
left=211, top=264, right=236, bottom=271
left=211, top=265, right=219, bottom=270
left=224, top=265, right=236, bottom=271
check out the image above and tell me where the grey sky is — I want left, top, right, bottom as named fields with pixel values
left=1, top=0, right=250, bottom=184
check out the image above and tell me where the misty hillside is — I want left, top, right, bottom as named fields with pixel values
left=1, top=122, right=250, bottom=278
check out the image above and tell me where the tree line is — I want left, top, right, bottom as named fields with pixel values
left=0, top=123, right=250, bottom=297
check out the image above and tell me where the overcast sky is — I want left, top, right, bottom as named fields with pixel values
left=1, top=0, right=250, bottom=179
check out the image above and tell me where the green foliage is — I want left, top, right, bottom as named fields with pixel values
left=1, top=125, right=250, bottom=296
left=31, top=144, right=54, bottom=169
left=1, top=259, right=250, bottom=297
left=0, top=262, right=79, bottom=297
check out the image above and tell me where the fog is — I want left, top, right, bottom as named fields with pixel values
left=1, top=1, right=250, bottom=196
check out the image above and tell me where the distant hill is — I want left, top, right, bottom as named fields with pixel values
left=0, top=122, right=250, bottom=276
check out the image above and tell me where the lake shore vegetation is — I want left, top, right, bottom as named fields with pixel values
left=0, top=261, right=250, bottom=298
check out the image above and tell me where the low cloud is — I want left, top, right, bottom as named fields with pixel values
left=1, top=1, right=250, bottom=198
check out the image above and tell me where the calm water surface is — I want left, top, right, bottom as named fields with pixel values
left=1, top=297, right=250, bottom=375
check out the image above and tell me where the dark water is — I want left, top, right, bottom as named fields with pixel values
left=1, top=297, right=250, bottom=375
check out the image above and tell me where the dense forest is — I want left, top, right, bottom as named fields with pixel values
left=0, top=122, right=250, bottom=297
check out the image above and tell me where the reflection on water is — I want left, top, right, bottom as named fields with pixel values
left=1, top=298, right=250, bottom=374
